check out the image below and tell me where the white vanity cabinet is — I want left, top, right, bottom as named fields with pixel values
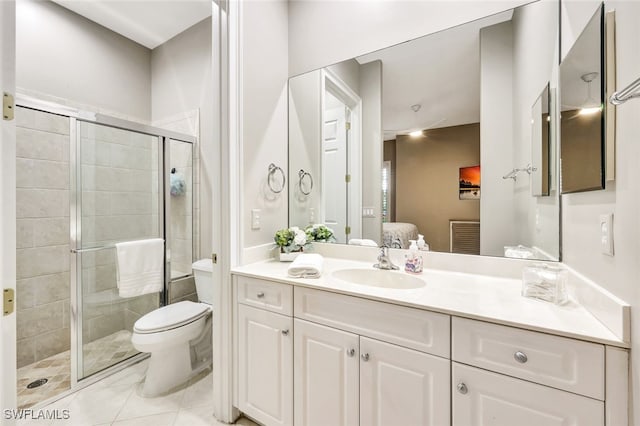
left=293, top=287, right=451, bottom=426
left=293, top=319, right=359, bottom=426
left=236, top=277, right=294, bottom=426
left=294, top=319, right=450, bottom=426
left=232, top=273, right=627, bottom=426
left=452, top=317, right=606, bottom=426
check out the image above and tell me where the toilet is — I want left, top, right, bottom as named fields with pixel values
left=131, top=259, right=214, bottom=397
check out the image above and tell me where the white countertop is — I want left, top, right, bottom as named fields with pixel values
left=232, top=257, right=628, bottom=348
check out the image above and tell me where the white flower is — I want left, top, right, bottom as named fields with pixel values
left=290, top=226, right=300, bottom=233
left=293, top=230, right=307, bottom=246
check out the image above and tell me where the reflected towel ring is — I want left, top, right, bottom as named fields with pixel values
left=298, top=169, right=313, bottom=195
left=268, top=163, right=286, bottom=193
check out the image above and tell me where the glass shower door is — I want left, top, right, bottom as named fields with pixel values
left=168, top=139, right=194, bottom=280
left=74, top=121, right=163, bottom=379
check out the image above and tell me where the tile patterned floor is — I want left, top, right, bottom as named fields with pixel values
left=17, top=350, right=71, bottom=410
left=83, top=330, right=139, bottom=377
left=18, top=330, right=139, bottom=410
left=17, top=359, right=259, bottom=426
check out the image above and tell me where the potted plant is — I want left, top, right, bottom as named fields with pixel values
left=304, top=224, right=337, bottom=244
left=273, top=224, right=336, bottom=261
left=274, top=226, right=311, bottom=261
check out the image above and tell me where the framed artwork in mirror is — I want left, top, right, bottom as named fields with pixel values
left=459, top=165, right=480, bottom=200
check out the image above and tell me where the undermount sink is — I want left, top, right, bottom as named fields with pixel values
left=331, top=268, right=425, bottom=290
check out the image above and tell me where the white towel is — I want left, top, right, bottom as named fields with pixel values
left=287, top=253, right=324, bottom=279
left=115, top=238, right=164, bottom=298
left=504, top=245, right=535, bottom=259
left=348, top=238, right=378, bottom=247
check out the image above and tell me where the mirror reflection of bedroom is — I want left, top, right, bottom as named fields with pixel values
left=288, top=1, right=561, bottom=261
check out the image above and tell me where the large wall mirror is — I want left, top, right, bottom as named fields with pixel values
left=560, top=4, right=606, bottom=193
left=288, top=0, right=561, bottom=261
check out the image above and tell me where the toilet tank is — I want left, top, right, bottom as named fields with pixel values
left=192, top=259, right=214, bottom=304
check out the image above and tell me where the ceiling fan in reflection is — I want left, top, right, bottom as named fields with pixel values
left=562, top=72, right=603, bottom=118
left=384, top=104, right=447, bottom=139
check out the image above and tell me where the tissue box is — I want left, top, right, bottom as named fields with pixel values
left=522, top=263, right=568, bottom=305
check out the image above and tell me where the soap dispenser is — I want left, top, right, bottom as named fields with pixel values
left=417, top=234, right=429, bottom=251
left=405, top=240, right=423, bottom=274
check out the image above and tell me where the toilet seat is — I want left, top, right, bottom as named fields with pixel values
left=134, top=301, right=210, bottom=334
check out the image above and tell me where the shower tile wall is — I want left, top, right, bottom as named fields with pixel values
left=15, top=107, right=71, bottom=368
left=80, top=123, right=159, bottom=346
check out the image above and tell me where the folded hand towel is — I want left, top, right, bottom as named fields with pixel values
left=504, top=245, right=535, bottom=259
left=348, top=238, right=378, bottom=247
left=287, top=253, right=324, bottom=279
left=116, top=238, right=164, bottom=298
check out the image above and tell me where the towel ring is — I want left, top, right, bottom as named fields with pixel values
left=268, top=163, right=286, bottom=193
left=298, top=169, right=313, bottom=195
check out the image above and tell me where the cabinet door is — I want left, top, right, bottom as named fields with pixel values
left=452, top=363, right=604, bottom=426
left=294, top=319, right=359, bottom=426
left=238, top=304, right=293, bottom=426
left=360, top=337, right=450, bottom=426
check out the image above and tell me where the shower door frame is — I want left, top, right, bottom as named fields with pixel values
left=16, top=94, right=197, bottom=390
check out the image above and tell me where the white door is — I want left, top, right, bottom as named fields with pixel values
left=360, top=337, right=450, bottom=426
left=237, top=304, right=293, bottom=426
left=452, top=363, right=604, bottom=426
left=322, top=90, right=348, bottom=243
left=294, top=319, right=359, bottom=426
left=0, top=0, right=17, bottom=421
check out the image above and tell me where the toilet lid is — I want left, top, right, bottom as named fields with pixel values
left=134, top=301, right=210, bottom=334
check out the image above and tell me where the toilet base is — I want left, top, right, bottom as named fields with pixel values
left=141, top=343, right=192, bottom=397
left=134, top=314, right=212, bottom=397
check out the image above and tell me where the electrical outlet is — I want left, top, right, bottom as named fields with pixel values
left=362, top=207, right=375, bottom=218
left=599, top=213, right=614, bottom=256
left=251, top=209, right=261, bottom=230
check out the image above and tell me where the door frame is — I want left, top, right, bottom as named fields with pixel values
left=1, top=0, right=17, bottom=421
left=320, top=69, right=362, bottom=240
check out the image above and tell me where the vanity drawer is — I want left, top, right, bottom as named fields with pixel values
left=452, top=317, right=604, bottom=400
left=236, top=276, right=293, bottom=316
left=294, top=287, right=450, bottom=358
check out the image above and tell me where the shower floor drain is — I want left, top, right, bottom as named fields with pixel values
left=26, top=378, right=48, bottom=389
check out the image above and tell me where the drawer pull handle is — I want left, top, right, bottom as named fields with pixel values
left=457, top=382, right=468, bottom=395
left=281, top=329, right=290, bottom=336
left=514, top=351, right=528, bottom=363
left=256, top=292, right=265, bottom=298
left=361, top=353, right=370, bottom=362
left=347, top=348, right=356, bottom=357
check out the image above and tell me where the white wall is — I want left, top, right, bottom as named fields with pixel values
left=288, top=70, right=321, bottom=229
left=359, top=61, right=382, bottom=242
left=479, top=21, right=516, bottom=257
left=511, top=0, right=560, bottom=259
left=561, top=0, right=640, bottom=422
left=288, top=0, right=530, bottom=77
left=241, top=0, right=289, bottom=259
left=16, top=0, right=151, bottom=122
left=151, top=17, right=214, bottom=260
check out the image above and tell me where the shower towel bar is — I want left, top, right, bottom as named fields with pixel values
left=71, top=239, right=164, bottom=253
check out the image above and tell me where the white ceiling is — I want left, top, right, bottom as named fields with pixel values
left=51, top=0, right=212, bottom=49
left=356, top=10, right=513, bottom=141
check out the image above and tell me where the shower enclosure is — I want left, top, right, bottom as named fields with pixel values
left=15, top=97, right=196, bottom=408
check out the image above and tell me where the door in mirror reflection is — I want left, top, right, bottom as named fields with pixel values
left=322, top=90, right=349, bottom=243
left=560, top=5, right=605, bottom=194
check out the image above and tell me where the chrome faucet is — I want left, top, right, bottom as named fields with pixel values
left=374, top=246, right=399, bottom=270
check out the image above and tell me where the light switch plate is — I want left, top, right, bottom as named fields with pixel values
left=251, top=209, right=261, bottom=230
left=600, top=213, right=614, bottom=256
